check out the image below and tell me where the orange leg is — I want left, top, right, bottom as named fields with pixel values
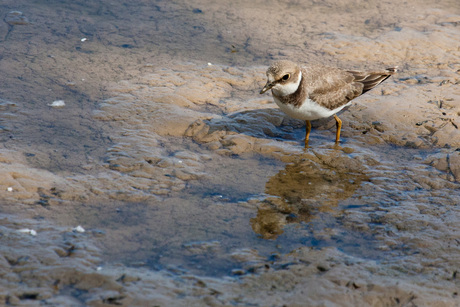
left=334, top=114, right=342, bottom=143
left=305, top=120, right=311, bottom=147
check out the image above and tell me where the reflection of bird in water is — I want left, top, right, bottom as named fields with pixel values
left=250, top=204, right=287, bottom=240
left=251, top=150, right=367, bottom=240
left=250, top=197, right=314, bottom=240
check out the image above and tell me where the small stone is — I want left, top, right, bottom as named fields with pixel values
left=18, top=228, right=37, bottom=236
left=48, top=100, right=65, bottom=108
left=91, top=229, right=106, bottom=237
left=5, top=11, right=30, bottom=26
left=231, top=269, right=246, bottom=276
left=72, top=225, right=85, bottom=233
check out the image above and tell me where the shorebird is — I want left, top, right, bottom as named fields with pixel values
left=260, top=60, right=397, bottom=146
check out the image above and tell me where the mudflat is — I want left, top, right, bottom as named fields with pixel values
left=0, top=0, right=459, bottom=306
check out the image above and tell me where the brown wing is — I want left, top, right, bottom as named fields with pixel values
left=307, top=66, right=398, bottom=110
left=306, top=67, right=364, bottom=110
left=347, top=67, right=398, bottom=94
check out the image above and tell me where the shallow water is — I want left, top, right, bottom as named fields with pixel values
left=30, top=137, right=458, bottom=280
left=1, top=0, right=460, bottom=305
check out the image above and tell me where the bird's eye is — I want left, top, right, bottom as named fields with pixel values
left=282, top=74, right=290, bottom=81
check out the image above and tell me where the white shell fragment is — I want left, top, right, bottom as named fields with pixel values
left=73, top=225, right=85, bottom=233
left=7, top=187, right=13, bottom=192
left=48, top=100, right=65, bottom=107
left=81, top=38, right=87, bottom=42
left=18, top=228, right=37, bottom=236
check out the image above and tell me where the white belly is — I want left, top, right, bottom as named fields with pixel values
left=273, top=96, right=350, bottom=121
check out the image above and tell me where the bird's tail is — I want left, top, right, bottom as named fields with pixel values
left=348, top=66, right=398, bottom=93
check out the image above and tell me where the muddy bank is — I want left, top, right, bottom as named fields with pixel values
left=1, top=207, right=459, bottom=306
left=0, top=0, right=460, bottom=306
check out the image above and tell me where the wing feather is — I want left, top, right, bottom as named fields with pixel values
left=306, top=67, right=363, bottom=110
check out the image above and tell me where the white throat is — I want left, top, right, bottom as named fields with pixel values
left=272, top=71, right=302, bottom=96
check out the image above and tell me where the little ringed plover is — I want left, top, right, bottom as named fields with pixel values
left=260, top=60, right=397, bottom=146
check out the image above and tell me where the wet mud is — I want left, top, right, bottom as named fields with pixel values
left=0, top=0, right=460, bottom=306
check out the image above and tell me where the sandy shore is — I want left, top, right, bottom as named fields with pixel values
left=0, top=0, right=459, bottom=306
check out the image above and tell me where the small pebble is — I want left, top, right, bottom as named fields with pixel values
left=81, top=38, right=87, bottom=42
left=48, top=100, right=65, bottom=108
left=7, top=187, right=13, bottom=192
left=18, top=228, right=37, bottom=236
left=5, top=11, right=30, bottom=26
left=91, top=229, right=106, bottom=237
left=231, top=269, right=246, bottom=276
left=73, top=225, right=85, bottom=233
left=64, top=81, right=76, bottom=87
